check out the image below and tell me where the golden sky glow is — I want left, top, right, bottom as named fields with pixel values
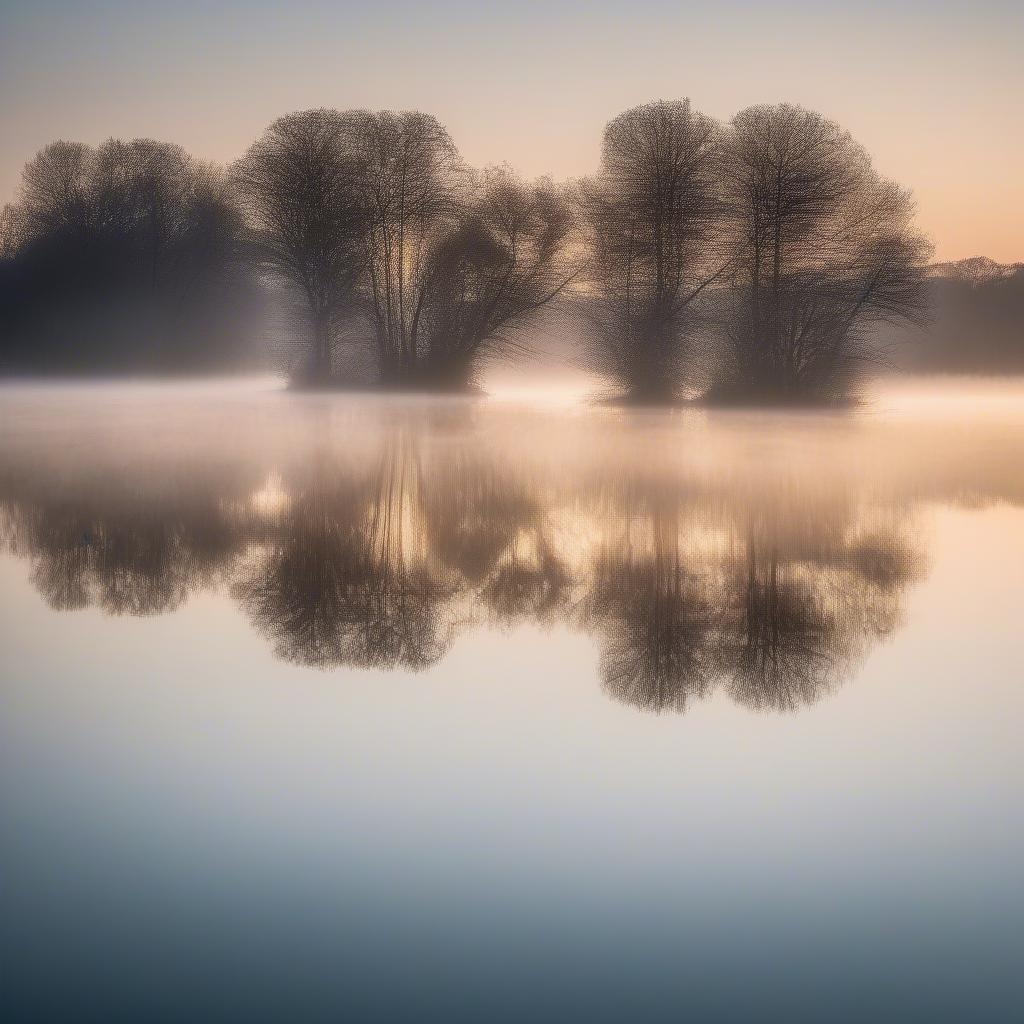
left=1, top=1, right=1022, bottom=261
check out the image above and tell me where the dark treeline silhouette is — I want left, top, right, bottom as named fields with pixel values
left=0, top=139, right=262, bottom=374
left=1, top=99, right=938, bottom=400
left=577, top=100, right=930, bottom=403
left=232, top=110, right=366, bottom=383
left=578, top=101, right=728, bottom=401
left=233, top=109, right=575, bottom=388
left=715, top=105, right=931, bottom=403
left=884, top=258, right=1024, bottom=373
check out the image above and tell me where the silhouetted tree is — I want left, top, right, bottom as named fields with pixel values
left=0, top=204, right=17, bottom=257
left=579, top=100, right=728, bottom=401
left=346, top=115, right=574, bottom=388
left=1, top=138, right=251, bottom=373
left=411, top=169, right=576, bottom=388
left=715, top=104, right=931, bottom=403
left=233, top=110, right=365, bottom=381
left=14, top=141, right=94, bottom=240
left=347, top=110, right=463, bottom=382
left=1, top=101, right=944, bottom=394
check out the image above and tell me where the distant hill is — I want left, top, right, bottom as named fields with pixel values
left=885, top=257, right=1024, bottom=374
left=927, top=256, right=1024, bottom=283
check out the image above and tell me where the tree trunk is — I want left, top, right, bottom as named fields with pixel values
left=313, top=314, right=331, bottom=381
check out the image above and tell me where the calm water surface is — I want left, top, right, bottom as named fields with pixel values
left=1, top=379, right=1023, bottom=1021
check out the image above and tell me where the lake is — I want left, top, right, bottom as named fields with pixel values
left=1, top=378, right=1022, bottom=1021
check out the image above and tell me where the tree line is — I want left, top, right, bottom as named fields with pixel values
left=0, top=139, right=259, bottom=373
left=0, top=100, right=932, bottom=403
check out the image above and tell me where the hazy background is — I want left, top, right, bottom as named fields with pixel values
left=1, top=0, right=1022, bottom=263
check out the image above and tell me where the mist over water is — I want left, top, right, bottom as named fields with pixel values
left=2, top=377, right=1023, bottom=1021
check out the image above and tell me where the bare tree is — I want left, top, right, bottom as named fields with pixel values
left=13, top=139, right=236, bottom=278
left=1, top=101, right=935, bottom=395
left=343, top=114, right=574, bottom=389
left=578, top=100, right=728, bottom=402
left=346, top=110, right=462, bottom=382
left=718, top=104, right=931, bottom=403
left=233, top=110, right=365, bottom=382
left=2, top=138, right=248, bottom=372
left=412, top=168, right=576, bottom=388
left=0, top=204, right=19, bottom=259
left=13, top=141, right=95, bottom=241
left=89, top=139, right=241, bottom=308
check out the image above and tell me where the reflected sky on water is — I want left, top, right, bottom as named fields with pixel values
left=1, top=380, right=1023, bottom=1021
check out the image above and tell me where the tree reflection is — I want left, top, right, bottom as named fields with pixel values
left=2, top=475, right=254, bottom=615
left=584, top=506, right=718, bottom=713
left=725, top=543, right=846, bottom=712
left=1, top=435, right=926, bottom=714
left=417, top=448, right=573, bottom=626
left=721, top=515, right=924, bottom=712
left=479, top=533, right=572, bottom=626
left=574, top=489, right=925, bottom=714
left=234, top=443, right=458, bottom=670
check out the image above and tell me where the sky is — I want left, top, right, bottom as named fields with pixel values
left=1, top=0, right=1022, bottom=262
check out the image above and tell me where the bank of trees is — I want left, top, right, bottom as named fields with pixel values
left=0, top=139, right=257, bottom=373
left=579, top=100, right=930, bottom=403
left=234, top=108, right=575, bottom=387
left=716, top=105, right=931, bottom=402
left=0, top=99, right=930, bottom=402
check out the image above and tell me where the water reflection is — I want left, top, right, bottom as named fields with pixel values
left=233, top=445, right=459, bottom=671
left=724, top=518, right=917, bottom=713
left=3, top=465, right=259, bottom=615
left=3, top=392, right=1020, bottom=714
